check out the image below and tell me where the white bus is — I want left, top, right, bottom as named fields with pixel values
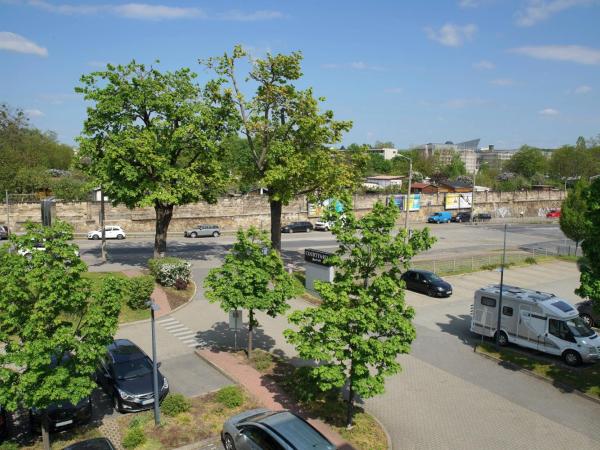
left=470, top=284, right=600, bottom=366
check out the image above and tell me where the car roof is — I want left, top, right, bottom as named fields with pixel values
left=107, top=339, right=145, bottom=363
left=64, top=438, right=115, bottom=450
left=250, top=411, right=334, bottom=449
left=407, top=269, right=434, bottom=275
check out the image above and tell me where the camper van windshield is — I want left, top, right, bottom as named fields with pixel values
left=566, top=317, right=595, bottom=338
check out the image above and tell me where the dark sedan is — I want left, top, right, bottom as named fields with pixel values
left=281, top=221, right=314, bottom=233
left=30, top=396, right=92, bottom=433
left=401, top=269, right=453, bottom=297
left=577, top=300, right=598, bottom=327
left=96, top=339, right=169, bottom=413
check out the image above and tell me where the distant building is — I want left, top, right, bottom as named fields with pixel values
left=365, top=175, right=404, bottom=188
left=368, top=147, right=399, bottom=160
left=414, top=139, right=480, bottom=174
left=476, top=145, right=515, bottom=171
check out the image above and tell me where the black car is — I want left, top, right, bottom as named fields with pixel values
left=281, top=221, right=314, bottom=233
left=64, top=438, right=117, bottom=450
left=474, top=213, right=492, bottom=222
left=401, top=269, right=453, bottom=297
left=0, top=225, right=8, bottom=240
left=30, top=396, right=92, bottom=433
left=577, top=300, right=598, bottom=327
left=0, top=406, right=8, bottom=441
left=96, top=339, right=169, bottom=413
left=451, top=212, right=471, bottom=223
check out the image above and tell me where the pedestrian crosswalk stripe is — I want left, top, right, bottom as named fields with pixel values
left=166, top=325, right=187, bottom=333
left=163, top=322, right=183, bottom=330
left=181, top=338, right=198, bottom=344
left=157, top=317, right=177, bottom=324
left=173, top=330, right=196, bottom=337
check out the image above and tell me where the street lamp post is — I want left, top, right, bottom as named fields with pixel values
left=149, top=301, right=161, bottom=425
left=395, top=154, right=413, bottom=237
left=495, top=224, right=508, bottom=349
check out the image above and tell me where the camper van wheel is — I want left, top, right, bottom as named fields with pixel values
left=562, top=350, right=582, bottom=367
left=496, top=331, right=509, bottom=346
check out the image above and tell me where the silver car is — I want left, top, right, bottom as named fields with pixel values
left=183, top=224, right=220, bottom=238
left=221, top=408, right=335, bottom=450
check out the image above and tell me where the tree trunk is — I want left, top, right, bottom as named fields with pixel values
left=346, top=361, right=355, bottom=429
left=41, top=413, right=50, bottom=450
left=247, top=309, right=254, bottom=357
left=154, top=203, right=174, bottom=258
left=270, top=199, right=282, bottom=253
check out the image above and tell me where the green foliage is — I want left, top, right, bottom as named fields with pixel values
left=442, top=153, right=467, bottom=179
left=560, top=180, right=590, bottom=249
left=250, top=349, right=274, bottom=372
left=0, top=221, right=124, bottom=416
left=126, top=275, right=155, bottom=310
left=204, top=227, right=298, bottom=354
left=122, top=426, right=146, bottom=449
left=48, top=172, right=92, bottom=201
left=285, top=200, right=436, bottom=425
left=76, top=61, right=238, bottom=256
left=0, top=104, right=74, bottom=194
left=148, top=257, right=191, bottom=287
left=576, top=179, right=600, bottom=314
left=204, top=46, right=362, bottom=249
left=0, top=442, right=19, bottom=450
left=549, top=145, right=594, bottom=181
left=505, top=145, right=548, bottom=178
left=524, top=257, right=538, bottom=265
left=215, top=386, right=244, bottom=408
left=161, top=393, right=192, bottom=417
left=128, top=412, right=153, bottom=429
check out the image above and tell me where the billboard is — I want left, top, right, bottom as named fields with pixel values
left=307, top=198, right=344, bottom=218
left=445, top=192, right=472, bottom=210
left=388, top=194, right=421, bottom=211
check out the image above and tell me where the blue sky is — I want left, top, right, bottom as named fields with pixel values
left=1, top=0, right=599, bottom=149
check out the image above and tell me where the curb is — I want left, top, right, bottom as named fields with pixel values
left=474, top=346, right=600, bottom=406
left=118, top=280, right=197, bottom=328
left=364, top=405, right=393, bottom=450
left=194, top=349, right=237, bottom=384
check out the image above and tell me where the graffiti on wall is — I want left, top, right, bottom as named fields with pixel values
left=495, top=207, right=510, bottom=218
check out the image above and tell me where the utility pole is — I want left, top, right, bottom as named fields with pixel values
left=495, top=224, right=508, bottom=349
left=100, top=186, right=106, bottom=262
left=471, top=171, right=476, bottom=223
left=395, top=153, right=413, bottom=241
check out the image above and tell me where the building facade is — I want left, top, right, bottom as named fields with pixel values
left=415, top=139, right=480, bottom=174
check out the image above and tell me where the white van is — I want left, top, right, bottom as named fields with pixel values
left=470, top=284, right=600, bottom=366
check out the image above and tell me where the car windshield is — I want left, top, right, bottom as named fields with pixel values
left=424, top=273, right=442, bottom=282
left=114, top=357, right=153, bottom=380
left=566, top=317, right=595, bottom=338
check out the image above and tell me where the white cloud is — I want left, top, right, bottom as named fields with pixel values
left=511, top=45, right=600, bottom=65
left=490, top=78, right=515, bottom=86
left=322, top=62, right=385, bottom=71
left=539, top=108, right=559, bottom=115
left=473, top=60, right=495, bottom=70
left=574, top=84, right=592, bottom=94
left=217, top=10, right=284, bottom=21
left=515, top=0, right=593, bottom=27
left=425, top=23, right=477, bottom=47
left=384, top=87, right=403, bottom=94
left=28, top=0, right=103, bottom=14
left=25, top=108, right=44, bottom=117
left=0, top=31, right=47, bottom=56
left=113, top=3, right=205, bottom=20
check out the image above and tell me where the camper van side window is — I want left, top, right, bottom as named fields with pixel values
left=502, top=306, right=513, bottom=316
left=481, top=297, right=496, bottom=307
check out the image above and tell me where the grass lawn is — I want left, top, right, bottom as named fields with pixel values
left=477, top=342, right=600, bottom=399
left=82, top=272, right=150, bottom=323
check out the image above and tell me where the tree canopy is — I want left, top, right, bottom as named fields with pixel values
left=560, top=180, right=590, bottom=253
left=505, top=145, right=548, bottom=178
left=76, top=61, right=238, bottom=256
left=576, top=178, right=600, bottom=315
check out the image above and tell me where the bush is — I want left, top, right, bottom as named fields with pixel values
left=174, top=277, right=188, bottom=291
left=128, top=412, right=152, bottom=429
left=525, top=256, right=538, bottom=265
left=161, top=393, right=191, bottom=417
left=122, top=426, right=146, bottom=449
left=215, top=385, right=244, bottom=408
left=148, top=257, right=191, bottom=287
left=0, top=442, right=19, bottom=450
left=250, top=349, right=273, bottom=372
left=126, top=275, right=155, bottom=310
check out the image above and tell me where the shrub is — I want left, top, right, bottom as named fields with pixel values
left=122, top=426, right=146, bottom=449
left=128, top=412, right=152, bottom=429
left=0, top=442, right=19, bottom=450
left=126, top=275, right=155, bottom=310
left=161, top=393, right=191, bottom=417
left=148, top=257, right=191, bottom=287
left=174, top=277, right=188, bottom=291
left=215, top=385, right=244, bottom=408
left=525, top=256, right=537, bottom=265
left=250, top=349, right=273, bottom=372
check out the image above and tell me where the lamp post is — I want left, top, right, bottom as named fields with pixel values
left=149, top=301, right=161, bottom=425
left=395, top=154, right=413, bottom=237
left=495, top=224, right=508, bottom=349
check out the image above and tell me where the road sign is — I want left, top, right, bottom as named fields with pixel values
left=229, top=310, right=243, bottom=330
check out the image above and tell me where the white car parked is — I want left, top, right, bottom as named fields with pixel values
left=87, top=226, right=126, bottom=240
left=314, top=219, right=333, bottom=231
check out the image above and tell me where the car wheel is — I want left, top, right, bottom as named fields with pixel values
left=223, top=434, right=236, bottom=450
left=92, top=235, right=99, bottom=240
left=112, top=393, right=123, bottom=413
left=496, top=331, right=509, bottom=346
left=457, top=218, right=462, bottom=223
left=562, top=350, right=582, bottom=367
left=212, top=231, right=220, bottom=237
left=190, top=232, right=198, bottom=238
left=580, top=314, right=594, bottom=327
left=427, top=287, right=437, bottom=297
left=116, top=234, right=124, bottom=240
left=289, top=228, right=294, bottom=233
left=306, top=228, right=310, bottom=232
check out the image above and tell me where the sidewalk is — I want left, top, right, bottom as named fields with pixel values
left=196, top=348, right=355, bottom=450
left=122, top=269, right=171, bottom=318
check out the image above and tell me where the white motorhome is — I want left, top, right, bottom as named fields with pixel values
left=471, top=284, right=600, bottom=366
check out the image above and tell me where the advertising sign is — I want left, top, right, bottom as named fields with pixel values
left=305, top=248, right=334, bottom=266
left=388, top=194, right=421, bottom=211
left=445, top=192, right=472, bottom=210
left=307, top=198, right=343, bottom=218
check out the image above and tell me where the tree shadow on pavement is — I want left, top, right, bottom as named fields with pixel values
left=435, top=314, right=476, bottom=347
left=195, top=321, right=277, bottom=353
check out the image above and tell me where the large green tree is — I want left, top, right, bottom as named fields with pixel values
left=76, top=61, right=237, bottom=257
left=204, top=227, right=298, bottom=355
left=0, top=222, right=124, bottom=449
left=560, top=180, right=590, bottom=254
left=576, top=178, right=600, bottom=316
left=203, top=46, right=362, bottom=251
left=549, top=145, right=593, bottom=181
left=285, top=201, right=435, bottom=427
left=505, top=145, right=548, bottom=178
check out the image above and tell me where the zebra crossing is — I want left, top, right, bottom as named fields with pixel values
left=157, top=316, right=207, bottom=348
